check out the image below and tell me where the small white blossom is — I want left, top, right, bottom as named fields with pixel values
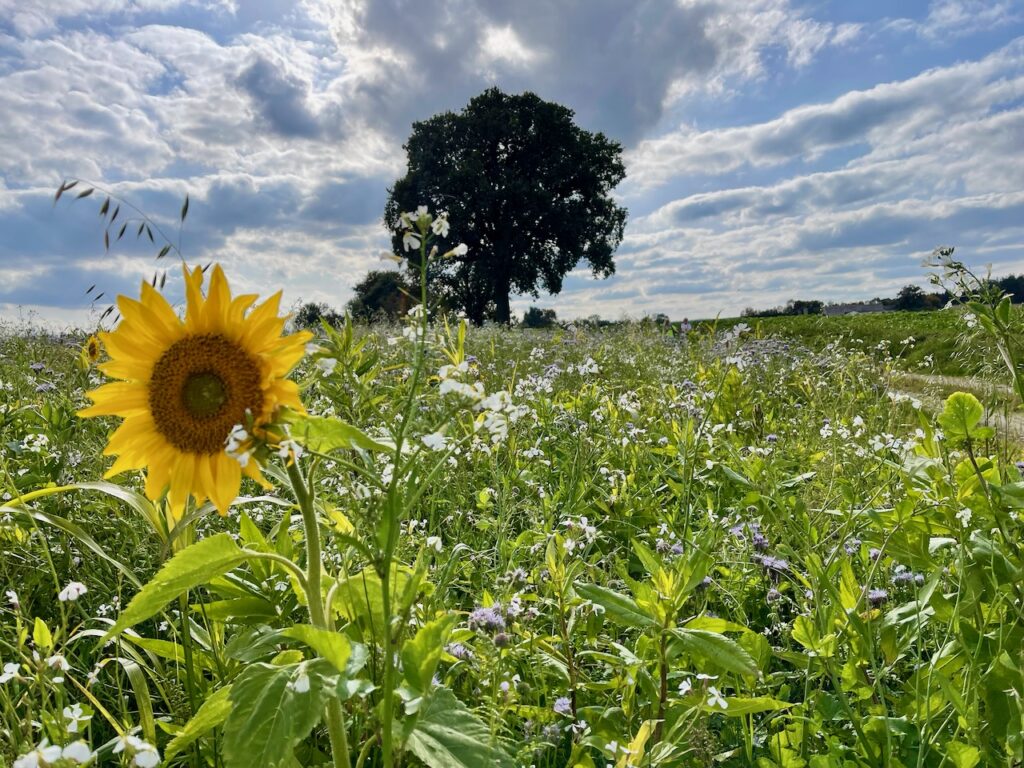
left=317, top=357, right=338, bottom=375
left=707, top=686, right=729, bottom=709
left=58, top=581, right=87, bottom=602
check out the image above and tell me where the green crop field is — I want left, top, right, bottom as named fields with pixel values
left=3, top=249, right=1024, bottom=768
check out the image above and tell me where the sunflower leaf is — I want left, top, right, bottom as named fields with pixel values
left=102, top=533, right=247, bottom=642
left=287, top=413, right=393, bottom=453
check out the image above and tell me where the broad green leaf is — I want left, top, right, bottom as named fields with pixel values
left=288, top=413, right=393, bottom=453
left=281, top=625, right=351, bottom=676
left=401, top=614, right=458, bottom=693
left=403, top=687, right=515, bottom=768
left=223, top=660, right=336, bottom=768
left=938, top=392, right=994, bottom=441
left=103, top=534, right=247, bottom=641
left=33, top=617, right=53, bottom=651
left=573, top=582, right=657, bottom=628
left=669, top=628, right=757, bottom=677
left=165, top=686, right=233, bottom=760
left=945, top=740, right=980, bottom=768
left=698, top=696, right=794, bottom=716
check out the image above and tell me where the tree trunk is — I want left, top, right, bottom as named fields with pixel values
left=494, top=286, right=511, bottom=324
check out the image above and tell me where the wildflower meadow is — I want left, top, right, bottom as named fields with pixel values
left=2, top=207, right=1024, bottom=768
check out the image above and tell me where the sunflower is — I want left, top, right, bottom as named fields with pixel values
left=80, top=264, right=311, bottom=519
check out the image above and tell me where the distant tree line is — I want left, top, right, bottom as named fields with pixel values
left=741, top=274, right=1024, bottom=318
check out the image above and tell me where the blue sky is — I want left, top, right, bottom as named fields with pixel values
left=1, top=0, right=1022, bottom=325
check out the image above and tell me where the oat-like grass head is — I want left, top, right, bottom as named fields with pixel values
left=80, top=264, right=311, bottom=519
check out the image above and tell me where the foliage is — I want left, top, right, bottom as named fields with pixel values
left=521, top=306, right=558, bottom=329
left=295, top=301, right=343, bottom=330
left=346, top=270, right=417, bottom=323
left=384, top=88, right=627, bottom=324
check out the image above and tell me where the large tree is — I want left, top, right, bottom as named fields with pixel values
left=384, top=88, right=627, bottom=324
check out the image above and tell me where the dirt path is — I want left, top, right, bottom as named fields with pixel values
left=888, top=371, right=1024, bottom=442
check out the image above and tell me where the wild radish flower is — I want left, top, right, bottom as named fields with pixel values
left=425, top=536, right=443, bottom=552
left=63, top=703, right=90, bottom=733
left=1, top=661, right=20, bottom=683
left=113, top=734, right=160, bottom=767
left=59, top=581, right=87, bottom=602
left=61, top=741, right=93, bottom=763
left=956, top=507, right=973, bottom=529
left=317, top=357, right=338, bottom=375
left=13, top=740, right=62, bottom=768
left=402, top=231, right=421, bottom=251
left=421, top=432, right=448, bottom=451
left=678, top=678, right=692, bottom=695
left=6, top=589, right=19, bottom=609
left=431, top=214, right=450, bottom=237
left=707, top=686, right=729, bottom=709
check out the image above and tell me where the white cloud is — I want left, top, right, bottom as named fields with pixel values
left=626, top=39, right=1024, bottom=190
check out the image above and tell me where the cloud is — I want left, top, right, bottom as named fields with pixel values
left=235, top=55, right=322, bottom=138
left=628, top=39, right=1024, bottom=189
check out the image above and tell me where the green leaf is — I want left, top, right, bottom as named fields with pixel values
left=403, top=687, right=515, bottom=768
left=697, top=696, right=794, bottom=716
left=165, top=685, right=233, bottom=760
left=33, top=617, right=53, bottom=651
left=103, top=534, right=247, bottom=641
left=938, top=392, right=993, bottom=441
left=669, top=628, right=758, bottom=677
left=945, top=741, right=980, bottom=768
left=287, top=413, right=393, bottom=453
left=401, top=615, right=458, bottom=693
left=223, top=660, right=336, bottom=768
left=280, top=625, right=352, bottom=675
left=573, top=582, right=657, bottom=628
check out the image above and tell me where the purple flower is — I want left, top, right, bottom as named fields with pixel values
left=766, top=588, right=782, bottom=603
left=1016, top=460, right=1024, bottom=474
left=844, top=538, right=862, bottom=555
left=752, top=532, right=770, bottom=552
left=493, top=632, right=510, bottom=648
left=29, top=362, right=45, bottom=372
left=757, top=555, right=790, bottom=574
left=446, top=642, right=474, bottom=661
left=868, top=548, right=882, bottom=561
left=766, top=433, right=778, bottom=443
left=867, top=588, right=888, bottom=607
left=553, top=696, right=572, bottom=716
left=670, top=542, right=684, bottom=556
left=468, top=605, right=505, bottom=633
left=35, top=382, right=56, bottom=393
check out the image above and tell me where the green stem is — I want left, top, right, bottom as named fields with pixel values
left=178, top=591, right=201, bottom=768
left=287, top=460, right=351, bottom=768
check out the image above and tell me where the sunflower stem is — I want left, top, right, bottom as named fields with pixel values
left=287, top=460, right=352, bottom=768
left=177, top=591, right=201, bottom=768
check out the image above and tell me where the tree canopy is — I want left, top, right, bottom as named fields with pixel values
left=346, top=270, right=417, bottom=322
left=384, top=88, right=627, bottom=324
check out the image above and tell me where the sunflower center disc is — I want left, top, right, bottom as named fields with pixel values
left=182, top=372, right=227, bottom=417
left=149, top=334, right=264, bottom=455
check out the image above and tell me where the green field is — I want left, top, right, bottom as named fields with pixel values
left=712, top=308, right=987, bottom=377
left=3, top=298, right=1024, bottom=768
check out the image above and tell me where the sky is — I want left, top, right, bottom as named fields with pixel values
left=1, top=0, right=1023, bottom=326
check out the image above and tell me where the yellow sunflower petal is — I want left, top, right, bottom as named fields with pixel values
left=78, top=382, right=149, bottom=417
